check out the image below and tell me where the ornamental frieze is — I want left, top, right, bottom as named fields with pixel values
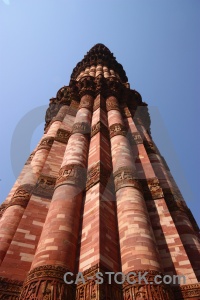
left=79, top=94, right=94, bottom=111
left=91, top=121, right=109, bottom=139
left=94, top=74, right=107, bottom=96
left=0, top=277, right=23, bottom=300
left=113, top=167, right=141, bottom=192
left=37, top=137, right=54, bottom=151
left=55, top=128, right=71, bottom=144
left=131, top=132, right=143, bottom=144
left=86, top=162, right=112, bottom=191
left=121, top=105, right=132, bottom=118
left=109, top=123, right=127, bottom=139
left=173, top=283, right=200, bottom=299
left=19, top=265, right=75, bottom=300
left=8, top=184, right=34, bottom=208
left=55, top=164, right=87, bottom=189
left=78, top=76, right=95, bottom=97
left=106, top=96, right=120, bottom=111
left=32, top=175, right=56, bottom=199
left=123, top=270, right=173, bottom=300
left=105, top=78, right=123, bottom=98
left=140, top=178, right=164, bottom=200
left=76, top=264, right=122, bottom=300
left=72, top=122, right=91, bottom=136
left=69, top=79, right=80, bottom=101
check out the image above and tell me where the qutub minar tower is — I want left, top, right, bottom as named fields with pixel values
left=0, top=44, right=199, bottom=300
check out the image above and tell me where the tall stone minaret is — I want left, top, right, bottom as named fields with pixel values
left=0, top=44, right=199, bottom=300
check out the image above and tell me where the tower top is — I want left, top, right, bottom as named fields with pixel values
left=71, top=43, right=128, bottom=83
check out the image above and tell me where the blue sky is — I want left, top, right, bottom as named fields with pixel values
left=0, top=1, right=199, bottom=225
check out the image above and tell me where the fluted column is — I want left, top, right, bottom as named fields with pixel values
left=0, top=106, right=67, bottom=267
left=137, top=121, right=200, bottom=281
left=19, top=82, right=94, bottom=299
left=105, top=94, right=168, bottom=296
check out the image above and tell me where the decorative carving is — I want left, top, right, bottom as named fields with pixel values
left=32, top=175, right=56, bottom=199
left=131, top=132, right=143, bottom=144
left=72, top=122, right=91, bottom=136
left=78, top=76, right=95, bottom=97
left=143, top=140, right=157, bottom=154
left=140, top=178, right=164, bottom=200
left=173, top=283, right=200, bottom=299
left=91, top=121, right=109, bottom=139
left=79, top=94, right=94, bottom=111
left=76, top=264, right=122, bottom=300
left=94, top=74, right=107, bottom=96
left=55, top=129, right=71, bottom=144
left=86, top=162, right=112, bottom=191
left=121, top=105, right=132, bottom=118
left=37, top=137, right=54, bottom=151
left=71, top=43, right=128, bottom=83
left=19, top=265, right=74, bottom=300
left=55, top=164, right=87, bottom=189
left=45, top=98, right=62, bottom=130
left=0, top=277, right=23, bottom=300
left=113, top=167, right=141, bottom=192
left=123, top=270, right=173, bottom=300
left=8, top=184, right=34, bottom=208
left=105, top=77, right=123, bottom=98
left=109, top=123, right=127, bottom=138
left=69, top=79, right=80, bottom=101
left=106, top=96, right=120, bottom=111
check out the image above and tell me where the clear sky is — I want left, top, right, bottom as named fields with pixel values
left=0, top=1, right=199, bottom=225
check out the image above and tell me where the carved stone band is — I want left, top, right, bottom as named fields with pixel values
left=131, top=132, right=143, bottom=144
left=106, top=96, right=120, bottom=111
left=55, top=164, right=87, bottom=189
left=76, top=264, right=122, bottom=300
left=72, top=122, right=91, bottom=136
left=140, top=178, right=164, bottom=200
left=78, top=76, right=95, bottom=97
left=32, top=175, right=56, bottom=199
left=0, top=277, right=23, bottom=299
left=113, top=167, right=141, bottom=192
left=91, top=121, right=109, bottom=139
left=173, top=283, right=200, bottom=299
left=55, top=128, right=71, bottom=144
left=79, top=94, right=94, bottom=111
left=8, top=184, right=34, bottom=209
left=121, top=106, right=132, bottom=118
left=19, top=265, right=74, bottom=300
left=37, top=136, right=54, bottom=151
left=109, top=123, right=127, bottom=139
left=123, top=270, right=173, bottom=300
left=86, top=162, right=112, bottom=191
